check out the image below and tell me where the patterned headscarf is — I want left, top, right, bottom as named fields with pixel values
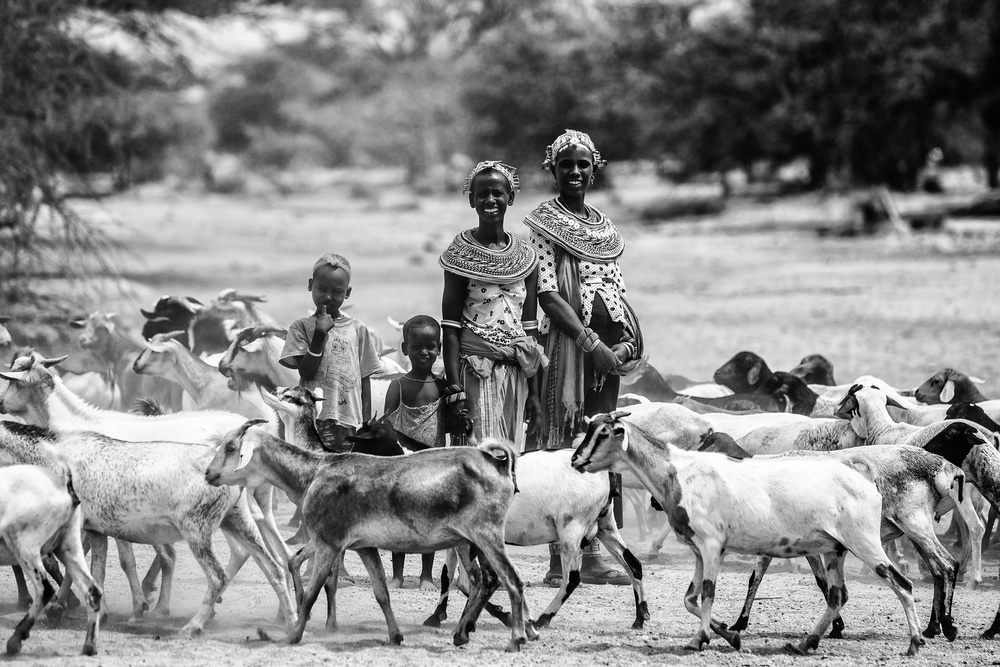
left=542, top=129, right=607, bottom=171
left=462, top=160, right=520, bottom=195
left=313, top=253, right=351, bottom=277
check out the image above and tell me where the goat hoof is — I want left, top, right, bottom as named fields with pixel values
left=505, top=639, right=524, bottom=653
left=724, top=631, right=741, bottom=650
left=453, top=633, right=470, bottom=647
left=730, top=617, right=748, bottom=633
left=532, top=616, right=550, bottom=630
left=6, top=635, right=23, bottom=656
left=81, top=642, right=97, bottom=656
left=631, top=618, right=645, bottom=630
left=422, top=615, right=443, bottom=628
left=526, top=624, right=540, bottom=641
left=684, top=630, right=709, bottom=651
left=922, top=625, right=938, bottom=640
left=907, top=636, right=921, bottom=656
left=943, top=623, right=958, bottom=642
left=828, top=627, right=844, bottom=640
left=388, top=633, right=403, bottom=646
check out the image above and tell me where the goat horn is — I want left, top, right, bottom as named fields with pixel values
left=252, top=325, right=287, bottom=339
left=235, top=419, right=268, bottom=439
left=0, top=370, right=29, bottom=382
left=608, top=410, right=632, bottom=421
left=163, top=330, right=186, bottom=342
left=39, top=355, right=67, bottom=368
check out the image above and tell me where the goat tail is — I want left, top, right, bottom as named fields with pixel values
left=66, top=469, right=81, bottom=507
left=477, top=438, right=519, bottom=494
left=950, top=467, right=965, bottom=504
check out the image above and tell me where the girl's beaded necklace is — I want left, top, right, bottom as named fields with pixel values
left=401, top=375, right=438, bottom=383
left=555, top=196, right=603, bottom=225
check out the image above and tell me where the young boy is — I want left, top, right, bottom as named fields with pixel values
left=383, top=314, right=447, bottom=590
left=280, top=253, right=382, bottom=452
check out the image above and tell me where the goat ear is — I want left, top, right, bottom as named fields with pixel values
left=387, top=316, right=404, bottom=331
left=234, top=439, right=256, bottom=470
left=969, top=376, right=986, bottom=385
left=747, top=362, right=760, bottom=386
left=619, top=426, right=630, bottom=452
left=885, top=395, right=908, bottom=411
left=69, top=319, right=86, bottom=329
left=0, top=370, right=28, bottom=382
left=940, top=380, right=955, bottom=403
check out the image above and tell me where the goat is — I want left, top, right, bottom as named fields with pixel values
left=140, top=295, right=204, bottom=350
left=835, top=384, right=1000, bottom=589
left=891, top=398, right=1000, bottom=427
left=190, top=289, right=278, bottom=357
left=133, top=331, right=267, bottom=419
left=571, top=411, right=925, bottom=657
left=421, top=447, right=648, bottom=632
left=713, top=351, right=773, bottom=394
left=204, top=423, right=533, bottom=652
left=217, top=326, right=295, bottom=393
left=916, top=368, right=989, bottom=405
left=731, top=444, right=965, bottom=643
left=0, top=355, right=287, bottom=617
left=947, top=403, right=1000, bottom=550
left=0, top=463, right=103, bottom=656
left=0, top=420, right=296, bottom=636
left=789, top=354, right=836, bottom=385
left=69, top=311, right=183, bottom=412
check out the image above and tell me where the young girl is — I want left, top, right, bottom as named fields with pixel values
left=439, top=160, right=545, bottom=452
left=383, top=314, right=447, bottom=590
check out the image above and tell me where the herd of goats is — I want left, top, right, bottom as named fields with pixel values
left=0, top=289, right=999, bottom=658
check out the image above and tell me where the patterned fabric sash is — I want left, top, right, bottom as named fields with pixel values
left=523, top=199, right=625, bottom=262
left=439, top=230, right=537, bottom=283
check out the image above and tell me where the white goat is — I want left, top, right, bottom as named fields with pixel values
left=0, top=420, right=296, bottom=636
left=133, top=331, right=267, bottom=419
left=70, top=311, right=183, bottom=412
left=0, top=355, right=288, bottom=616
left=205, top=424, right=534, bottom=652
left=0, top=462, right=103, bottom=656
left=422, top=448, right=648, bottom=632
left=571, top=411, right=924, bottom=657
left=732, top=444, right=965, bottom=643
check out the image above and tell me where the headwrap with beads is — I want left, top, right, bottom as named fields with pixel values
left=462, top=160, right=520, bottom=195
left=542, top=129, right=607, bottom=171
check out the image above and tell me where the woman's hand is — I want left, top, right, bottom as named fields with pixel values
left=590, top=341, right=621, bottom=375
left=611, top=342, right=631, bottom=364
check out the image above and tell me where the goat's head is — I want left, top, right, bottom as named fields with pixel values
left=217, top=325, right=288, bottom=391
left=0, top=354, right=64, bottom=421
left=762, top=371, right=813, bottom=415
left=834, top=384, right=907, bottom=436
left=133, top=331, right=186, bottom=376
left=571, top=410, right=632, bottom=474
left=945, top=402, right=1000, bottom=434
left=205, top=418, right=268, bottom=486
left=713, top=351, right=771, bottom=393
left=346, top=414, right=405, bottom=456
left=261, top=385, right=320, bottom=431
left=915, top=368, right=983, bottom=405
left=70, top=312, right=118, bottom=351
left=140, top=295, right=203, bottom=347
left=923, top=421, right=990, bottom=469
left=789, top=354, right=835, bottom=386
left=698, top=429, right=751, bottom=459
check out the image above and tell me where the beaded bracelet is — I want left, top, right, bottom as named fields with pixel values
left=445, top=392, right=467, bottom=404
left=522, top=320, right=538, bottom=331
left=576, top=328, right=600, bottom=352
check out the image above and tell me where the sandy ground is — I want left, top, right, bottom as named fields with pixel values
left=6, top=184, right=999, bottom=665
left=1, top=503, right=998, bottom=667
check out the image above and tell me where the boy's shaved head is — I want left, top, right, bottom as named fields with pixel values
left=403, top=314, right=440, bottom=344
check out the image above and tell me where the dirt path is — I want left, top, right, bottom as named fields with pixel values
left=2, top=505, right=998, bottom=666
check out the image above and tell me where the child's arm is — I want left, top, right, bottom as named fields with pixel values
left=298, top=305, right=335, bottom=382
left=522, top=267, right=539, bottom=332
left=383, top=379, right=401, bottom=416
left=361, top=375, right=372, bottom=421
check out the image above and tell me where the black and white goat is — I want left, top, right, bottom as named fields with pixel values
left=571, top=411, right=924, bottom=657
left=916, top=368, right=989, bottom=405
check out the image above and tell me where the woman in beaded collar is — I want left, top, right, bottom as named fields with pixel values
left=524, top=129, right=643, bottom=587
left=438, top=161, right=545, bottom=452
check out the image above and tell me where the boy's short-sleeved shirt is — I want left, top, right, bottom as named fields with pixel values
left=280, top=314, right=382, bottom=426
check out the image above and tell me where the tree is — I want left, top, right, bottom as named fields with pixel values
left=644, top=0, right=998, bottom=189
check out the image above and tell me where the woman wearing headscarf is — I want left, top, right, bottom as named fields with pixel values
left=525, top=129, right=643, bottom=586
